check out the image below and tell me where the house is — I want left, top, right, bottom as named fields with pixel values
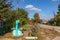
left=40, top=19, right=47, bottom=24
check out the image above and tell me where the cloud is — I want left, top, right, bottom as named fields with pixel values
left=52, top=0, right=58, bottom=2
left=25, top=5, right=41, bottom=12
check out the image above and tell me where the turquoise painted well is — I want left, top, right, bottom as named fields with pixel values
left=12, top=20, right=23, bottom=37
left=12, top=29, right=23, bottom=37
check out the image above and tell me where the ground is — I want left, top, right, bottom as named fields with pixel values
left=0, top=24, right=60, bottom=40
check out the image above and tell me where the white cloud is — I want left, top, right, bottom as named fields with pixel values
left=25, top=5, right=41, bottom=12
left=52, top=0, right=58, bottom=2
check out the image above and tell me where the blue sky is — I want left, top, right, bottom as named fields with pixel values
left=12, top=0, right=60, bottom=20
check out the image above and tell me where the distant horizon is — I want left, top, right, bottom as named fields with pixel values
left=12, top=0, right=60, bottom=20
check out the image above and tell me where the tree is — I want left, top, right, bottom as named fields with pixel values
left=0, top=0, right=12, bottom=35
left=6, top=8, right=28, bottom=28
left=18, top=8, right=28, bottom=27
left=58, top=4, right=60, bottom=12
left=47, top=4, right=60, bottom=26
left=0, top=0, right=12, bottom=19
left=0, top=0, right=12, bottom=26
left=34, top=13, right=40, bottom=23
left=54, top=4, right=60, bottom=26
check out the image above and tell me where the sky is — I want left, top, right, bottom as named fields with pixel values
left=12, top=0, right=60, bottom=20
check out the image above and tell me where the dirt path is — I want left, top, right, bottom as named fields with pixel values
left=37, top=24, right=60, bottom=40
left=38, top=24, right=60, bottom=33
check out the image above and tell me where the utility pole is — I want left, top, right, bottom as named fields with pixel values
left=53, top=11, right=56, bottom=17
left=16, top=0, right=19, bottom=19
